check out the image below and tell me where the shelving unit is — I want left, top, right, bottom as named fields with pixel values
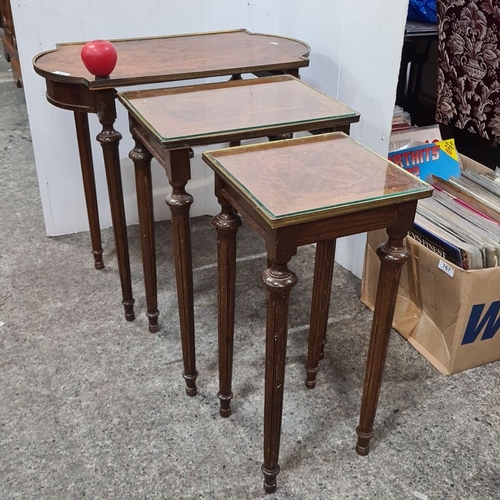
left=396, top=21, right=437, bottom=127
left=1, top=0, right=22, bottom=87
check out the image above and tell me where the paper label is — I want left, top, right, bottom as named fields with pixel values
left=438, top=259, right=455, bottom=277
left=439, top=138, right=459, bottom=160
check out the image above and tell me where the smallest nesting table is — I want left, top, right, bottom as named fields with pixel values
left=202, top=133, right=432, bottom=493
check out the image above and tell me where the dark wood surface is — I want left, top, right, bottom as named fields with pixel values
left=119, top=75, right=358, bottom=147
left=123, top=78, right=360, bottom=396
left=33, top=29, right=310, bottom=88
left=202, top=133, right=432, bottom=493
left=205, top=132, right=430, bottom=226
left=32, top=30, right=311, bottom=322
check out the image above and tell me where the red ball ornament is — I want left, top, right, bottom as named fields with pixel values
left=80, top=40, right=118, bottom=78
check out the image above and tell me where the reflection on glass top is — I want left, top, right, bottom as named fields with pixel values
left=33, top=29, right=310, bottom=86
left=118, top=76, right=359, bottom=145
left=203, top=133, right=433, bottom=222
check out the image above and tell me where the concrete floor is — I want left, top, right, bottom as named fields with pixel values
left=1, top=51, right=499, bottom=500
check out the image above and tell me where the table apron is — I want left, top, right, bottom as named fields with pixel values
left=294, top=205, right=400, bottom=245
left=129, top=120, right=171, bottom=167
left=128, top=117, right=359, bottom=185
left=45, top=80, right=96, bottom=113
left=126, top=120, right=358, bottom=152
left=219, top=182, right=408, bottom=247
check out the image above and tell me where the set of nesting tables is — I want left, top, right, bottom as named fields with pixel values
left=34, top=29, right=432, bottom=493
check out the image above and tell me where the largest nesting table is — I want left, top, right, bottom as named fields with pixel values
left=33, top=29, right=311, bottom=322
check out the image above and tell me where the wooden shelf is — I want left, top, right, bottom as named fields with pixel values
left=1, top=0, right=22, bottom=87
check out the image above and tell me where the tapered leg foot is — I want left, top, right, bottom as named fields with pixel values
left=123, top=300, right=135, bottom=321
left=147, top=311, right=160, bottom=333
left=218, top=392, right=232, bottom=417
left=262, top=465, right=280, bottom=494
left=94, top=259, right=105, bottom=270
left=355, top=427, right=374, bottom=455
left=183, top=372, right=198, bottom=397
left=305, top=366, right=320, bottom=389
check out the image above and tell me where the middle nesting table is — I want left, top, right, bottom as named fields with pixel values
left=117, top=75, right=360, bottom=395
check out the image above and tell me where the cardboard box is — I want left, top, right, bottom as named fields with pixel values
left=360, top=155, right=500, bottom=375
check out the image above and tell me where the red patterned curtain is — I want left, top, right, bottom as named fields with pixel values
left=436, top=0, right=500, bottom=143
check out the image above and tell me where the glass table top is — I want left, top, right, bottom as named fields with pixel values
left=117, top=75, right=360, bottom=148
left=33, top=29, right=310, bottom=88
left=202, top=133, right=433, bottom=226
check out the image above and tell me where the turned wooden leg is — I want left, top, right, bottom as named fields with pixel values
left=212, top=201, right=242, bottom=417
left=305, top=239, right=336, bottom=389
left=96, top=91, right=134, bottom=321
left=261, top=261, right=298, bottom=494
left=356, top=222, right=410, bottom=456
left=73, top=111, right=104, bottom=270
left=129, top=137, right=159, bottom=333
left=166, top=177, right=198, bottom=396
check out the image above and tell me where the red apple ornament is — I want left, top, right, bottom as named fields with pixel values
left=80, top=40, right=118, bottom=78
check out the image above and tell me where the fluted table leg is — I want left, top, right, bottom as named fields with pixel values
left=356, top=222, right=410, bottom=455
left=165, top=149, right=197, bottom=396
left=212, top=201, right=242, bottom=417
left=96, top=91, right=134, bottom=321
left=261, top=261, right=298, bottom=494
left=73, top=111, right=103, bottom=270
left=129, top=137, right=159, bottom=333
left=305, top=239, right=336, bottom=388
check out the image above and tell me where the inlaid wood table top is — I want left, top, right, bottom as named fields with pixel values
left=117, top=75, right=360, bottom=148
left=33, top=29, right=310, bottom=89
left=203, top=132, right=433, bottom=227
left=31, top=29, right=312, bottom=328
left=205, top=131, right=433, bottom=493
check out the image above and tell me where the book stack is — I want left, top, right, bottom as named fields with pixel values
left=389, top=125, right=500, bottom=270
left=391, top=105, right=413, bottom=131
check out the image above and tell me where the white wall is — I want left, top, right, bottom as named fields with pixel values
left=11, top=0, right=408, bottom=277
left=280, top=0, right=409, bottom=276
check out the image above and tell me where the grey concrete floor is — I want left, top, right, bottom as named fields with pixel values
left=1, top=51, right=499, bottom=500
